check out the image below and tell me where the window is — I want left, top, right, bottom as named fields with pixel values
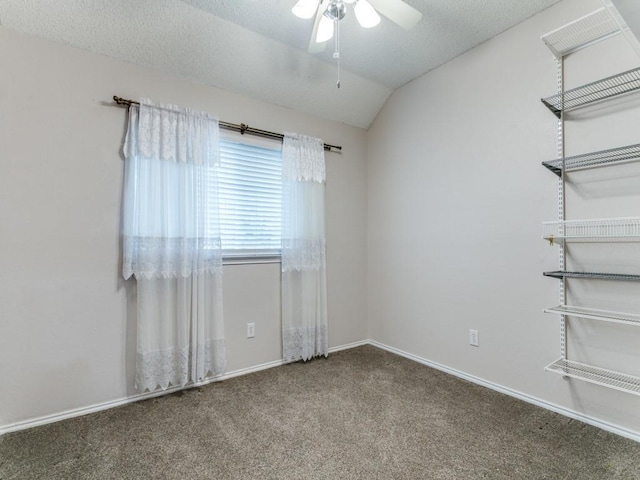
left=218, top=136, right=282, bottom=258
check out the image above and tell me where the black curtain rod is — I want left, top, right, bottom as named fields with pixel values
left=113, top=96, right=342, bottom=152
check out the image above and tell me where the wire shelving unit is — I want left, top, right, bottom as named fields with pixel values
left=545, top=359, right=640, bottom=396
left=544, top=305, right=640, bottom=327
left=542, top=143, right=640, bottom=176
left=541, top=7, right=622, bottom=58
left=543, top=271, right=640, bottom=281
left=542, top=217, right=640, bottom=242
left=541, top=67, right=640, bottom=118
left=539, top=2, right=640, bottom=397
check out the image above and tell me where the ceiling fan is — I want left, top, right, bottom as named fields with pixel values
left=292, top=0, right=423, bottom=53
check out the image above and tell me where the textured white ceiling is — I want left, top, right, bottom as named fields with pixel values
left=0, top=0, right=562, bottom=128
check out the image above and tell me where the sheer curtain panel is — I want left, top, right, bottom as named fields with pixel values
left=122, top=98, right=226, bottom=392
left=281, top=132, right=328, bottom=362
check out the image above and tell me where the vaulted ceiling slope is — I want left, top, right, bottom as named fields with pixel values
left=0, top=0, right=562, bottom=128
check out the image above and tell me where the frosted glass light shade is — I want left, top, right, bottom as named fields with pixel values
left=316, top=15, right=335, bottom=42
left=354, top=0, right=381, bottom=28
left=292, top=0, right=318, bottom=19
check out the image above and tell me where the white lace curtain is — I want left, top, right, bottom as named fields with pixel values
left=122, top=98, right=226, bottom=392
left=281, top=132, right=328, bottom=362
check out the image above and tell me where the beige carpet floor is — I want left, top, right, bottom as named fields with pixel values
left=0, top=345, right=639, bottom=479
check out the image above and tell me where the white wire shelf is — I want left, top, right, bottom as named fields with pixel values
left=542, top=143, right=640, bottom=176
left=541, top=67, right=640, bottom=118
left=542, top=217, right=640, bottom=242
left=544, top=305, right=640, bottom=327
left=545, top=358, right=640, bottom=396
left=541, top=7, right=621, bottom=59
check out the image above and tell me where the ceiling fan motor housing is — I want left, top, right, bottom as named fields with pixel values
left=326, top=0, right=347, bottom=21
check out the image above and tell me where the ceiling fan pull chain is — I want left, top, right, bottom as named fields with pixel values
left=334, top=17, right=341, bottom=88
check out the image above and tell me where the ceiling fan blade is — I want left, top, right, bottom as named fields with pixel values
left=308, top=1, right=328, bottom=53
left=368, top=0, right=423, bottom=30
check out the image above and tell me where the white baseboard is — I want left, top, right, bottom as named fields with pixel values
left=368, top=340, right=640, bottom=443
left=2, top=338, right=638, bottom=443
left=0, top=339, right=368, bottom=436
left=328, top=339, right=369, bottom=353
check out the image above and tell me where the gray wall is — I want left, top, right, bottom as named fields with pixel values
left=0, top=28, right=368, bottom=429
left=367, top=0, right=640, bottom=436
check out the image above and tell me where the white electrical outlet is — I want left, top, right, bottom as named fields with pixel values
left=469, top=329, right=479, bottom=347
left=247, top=322, right=255, bottom=338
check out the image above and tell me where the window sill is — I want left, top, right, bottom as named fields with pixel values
left=223, top=255, right=281, bottom=266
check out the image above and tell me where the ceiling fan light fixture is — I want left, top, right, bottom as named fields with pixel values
left=292, top=0, right=318, bottom=19
left=354, top=0, right=381, bottom=28
left=316, top=14, right=335, bottom=43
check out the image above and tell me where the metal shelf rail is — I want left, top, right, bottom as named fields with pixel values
left=545, top=359, right=640, bottom=396
left=544, top=305, right=640, bottom=327
left=542, top=143, right=640, bottom=176
left=541, top=7, right=622, bottom=58
left=543, top=270, right=640, bottom=282
left=543, top=271, right=640, bottom=281
left=541, top=66, right=640, bottom=118
left=542, top=217, right=640, bottom=242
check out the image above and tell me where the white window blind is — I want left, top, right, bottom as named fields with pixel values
left=218, top=138, right=282, bottom=257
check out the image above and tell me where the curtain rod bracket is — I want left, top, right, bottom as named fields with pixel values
left=113, top=95, right=131, bottom=106
left=240, top=123, right=249, bottom=135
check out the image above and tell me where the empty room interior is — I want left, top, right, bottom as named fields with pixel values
left=2, top=0, right=640, bottom=478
